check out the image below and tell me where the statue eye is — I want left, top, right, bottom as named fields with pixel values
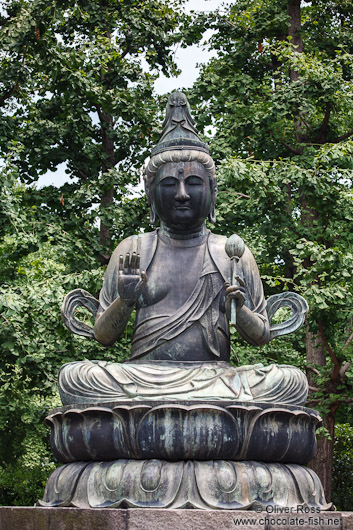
left=161, top=177, right=177, bottom=187
left=186, top=176, right=203, bottom=186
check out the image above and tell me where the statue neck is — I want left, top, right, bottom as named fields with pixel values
left=160, top=222, right=206, bottom=240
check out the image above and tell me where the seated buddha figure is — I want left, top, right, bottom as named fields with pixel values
left=59, top=92, right=308, bottom=406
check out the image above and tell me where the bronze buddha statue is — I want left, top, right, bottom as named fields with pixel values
left=59, top=91, right=308, bottom=406
left=39, top=93, right=330, bottom=512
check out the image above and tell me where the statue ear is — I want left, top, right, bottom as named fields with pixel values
left=145, top=179, right=158, bottom=225
left=208, top=203, right=216, bottom=224
left=150, top=204, right=158, bottom=225
left=208, top=176, right=217, bottom=224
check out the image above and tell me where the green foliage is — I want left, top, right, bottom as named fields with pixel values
left=0, top=151, right=141, bottom=507
left=0, top=0, right=205, bottom=506
left=0, top=389, right=59, bottom=506
left=1, top=0, right=353, bottom=505
left=215, top=138, right=353, bottom=421
left=0, top=0, right=197, bottom=398
left=191, top=0, right=353, bottom=161
left=332, top=423, right=353, bottom=510
left=0, top=175, right=135, bottom=494
left=192, top=2, right=353, bottom=499
left=192, top=0, right=353, bottom=424
left=0, top=0, right=200, bottom=256
left=0, top=463, right=56, bottom=507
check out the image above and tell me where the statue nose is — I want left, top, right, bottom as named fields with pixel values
left=175, top=181, right=190, bottom=201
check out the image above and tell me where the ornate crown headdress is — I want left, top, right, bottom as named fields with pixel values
left=151, top=91, right=210, bottom=156
left=145, top=91, right=217, bottom=224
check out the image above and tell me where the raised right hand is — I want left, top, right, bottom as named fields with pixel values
left=118, top=252, right=147, bottom=307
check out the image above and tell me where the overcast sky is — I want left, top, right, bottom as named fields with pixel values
left=38, top=0, right=229, bottom=187
left=155, top=0, right=229, bottom=94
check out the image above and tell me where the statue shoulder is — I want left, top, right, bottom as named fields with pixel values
left=108, top=231, right=157, bottom=267
left=208, top=231, right=227, bottom=249
left=207, top=232, right=230, bottom=280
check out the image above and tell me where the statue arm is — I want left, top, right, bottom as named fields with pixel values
left=226, top=246, right=270, bottom=347
left=94, top=296, right=133, bottom=347
left=93, top=238, right=143, bottom=347
left=235, top=305, right=270, bottom=346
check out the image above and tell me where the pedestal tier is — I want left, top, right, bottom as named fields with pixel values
left=38, top=460, right=331, bottom=510
left=46, top=401, right=321, bottom=464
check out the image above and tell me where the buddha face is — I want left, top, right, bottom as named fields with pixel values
left=153, top=161, right=212, bottom=231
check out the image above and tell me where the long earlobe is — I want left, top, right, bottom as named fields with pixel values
left=208, top=204, right=216, bottom=224
left=150, top=205, right=158, bottom=225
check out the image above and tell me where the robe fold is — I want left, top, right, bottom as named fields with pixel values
left=98, top=229, right=268, bottom=360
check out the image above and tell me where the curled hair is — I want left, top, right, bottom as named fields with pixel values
left=144, top=149, right=217, bottom=206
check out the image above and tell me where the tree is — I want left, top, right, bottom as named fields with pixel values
left=0, top=0, right=204, bottom=504
left=192, top=0, right=353, bottom=500
left=332, top=423, right=353, bottom=510
left=0, top=0, right=203, bottom=393
left=0, top=0, right=203, bottom=261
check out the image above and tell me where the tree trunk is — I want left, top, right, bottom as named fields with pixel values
left=302, top=199, right=334, bottom=501
left=305, top=324, right=334, bottom=501
left=287, top=0, right=303, bottom=82
left=98, top=107, right=115, bottom=265
left=287, top=0, right=305, bottom=143
left=99, top=186, right=114, bottom=265
left=307, top=409, right=335, bottom=503
left=287, top=1, right=334, bottom=501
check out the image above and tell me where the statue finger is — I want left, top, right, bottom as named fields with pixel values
left=119, top=255, right=124, bottom=272
left=237, top=292, right=245, bottom=305
left=233, top=275, right=245, bottom=287
left=136, top=273, right=147, bottom=293
left=226, top=285, right=246, bottom=294
left=130, top=252, right=137, bottom=274
left=136, top=254, right=141, bottom=272
left=227, top=291, right=245, bottom=305
left=124, top=253, right=130, bottom=271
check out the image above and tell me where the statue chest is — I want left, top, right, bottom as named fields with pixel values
left=137, top=239, right=206, bottom=312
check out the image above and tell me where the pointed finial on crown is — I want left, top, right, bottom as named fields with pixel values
left=151, top=91, right=209, bottom=156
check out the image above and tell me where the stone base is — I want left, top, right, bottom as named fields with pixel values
left=38, top=460, right=331, bottom=510
left=1, top=507, right=352, bottom=530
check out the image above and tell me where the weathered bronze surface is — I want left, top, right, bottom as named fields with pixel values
left=39, top=92, right=328, bottom=511
left=46, top=401, right=320, bottom=464
left=59, top=92, right=308, bottom=405
left=60, top=92, right=309, bottom=404
left=62, top=92, right=308, bottom=368
left=58, top=360, right=309, bottom=405
left=39, top=460, right=331, bottom=510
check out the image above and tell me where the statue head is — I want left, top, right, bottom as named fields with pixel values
left=145, top=92, right=217, bottom=226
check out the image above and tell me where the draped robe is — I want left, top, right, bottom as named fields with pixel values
left=58, top=230, right=308, bottom=406
left=98, top=229, right=268, bottom=360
